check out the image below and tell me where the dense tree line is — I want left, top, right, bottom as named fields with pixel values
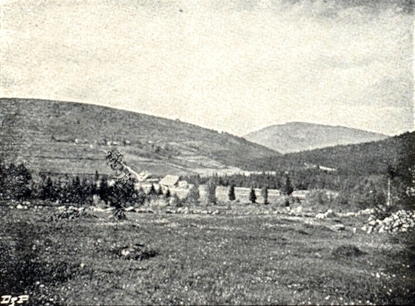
left=181, top=170, right=346, bottom=191
left=0, top=163, right=155, bottom=206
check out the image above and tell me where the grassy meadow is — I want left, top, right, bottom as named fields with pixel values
left=1, top=205, right=414, bottom=305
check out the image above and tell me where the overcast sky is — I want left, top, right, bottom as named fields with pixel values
left=1, top=0, right=413, bottom=136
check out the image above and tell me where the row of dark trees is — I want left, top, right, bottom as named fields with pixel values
left=181, top=170, right=333, bottom=191
left=228, top=185, right=273, bottom=205
left=181, top=166, right=414, bottom=209
left=183, top=174, right=294, bottom=195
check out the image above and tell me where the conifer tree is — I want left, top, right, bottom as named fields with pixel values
left=261, top=185, right=269, bottom=204
left=249, top=187, right=257, bottom=204
left=99, top=177, right=110, bottom=205
left=228, top=184, right=236, bottom=201
left=284, top=175, right=294, bottom=196
left=207, top=178, right=217, bottom=205
left=157, top=185, right=163, bottom=196
left=148, top=183, right=157, bottom=196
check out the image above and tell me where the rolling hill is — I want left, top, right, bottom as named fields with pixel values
left=0, top=98, right=280, bottom=177
left=244, top=122, right=388, bottom=153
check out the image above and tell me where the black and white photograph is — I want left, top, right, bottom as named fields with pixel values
left=0, top=0, right=414, bottom=305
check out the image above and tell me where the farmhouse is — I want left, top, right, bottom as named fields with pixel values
left=159, top=175, right=180, bottom=187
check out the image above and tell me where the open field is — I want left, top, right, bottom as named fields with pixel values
left=1, top=205, right=414, bottom=305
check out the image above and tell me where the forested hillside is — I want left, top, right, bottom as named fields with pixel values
left=248, top=131, right=414, bottom=177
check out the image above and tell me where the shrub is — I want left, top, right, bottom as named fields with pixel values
left=186, top=184, right=200, bottom=206
left=111, top=206, right=127, bottom=221
left=164, top=187, right=171, bottom=199
left=170, top=193, right=181, bottom=207
left=332, top=245, right=366, bottom=258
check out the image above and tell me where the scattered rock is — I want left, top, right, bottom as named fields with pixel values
left=345, top=212, right=356, bottom=217
left=358, top=208, right=375, bottom=215
left=91, top=207, right=106, bottom=212
left=113, top=243, right=158, bottom=261
left=325, top=209, right=335, bottom=218
left=331, top=224, right=345, bottom=231
left=47, top=206, right=98, bottom=221
left=315, top=209, right=337, bottom=219
left=363, top=210, right=415, bottom=234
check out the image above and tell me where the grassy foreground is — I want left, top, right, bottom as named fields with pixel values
left=1, top=206, right=414, bottom=305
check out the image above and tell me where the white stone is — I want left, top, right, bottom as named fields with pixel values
left=332, top=224, right=345, bottom=231
left=294, top=206, right=303, bottom=213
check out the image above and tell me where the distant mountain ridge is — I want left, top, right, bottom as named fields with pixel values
left=244, top=122, right=388, bottom=153
left=0, top=98, right=280, bottom=176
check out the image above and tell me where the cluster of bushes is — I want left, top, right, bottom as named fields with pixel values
left=0, top=164, right=99, bottom=205
left=0, top=163, right=32, bottom=200
left=0, top=162, right=171, bottom=208
left=37, top=175, right=95, bottom=205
